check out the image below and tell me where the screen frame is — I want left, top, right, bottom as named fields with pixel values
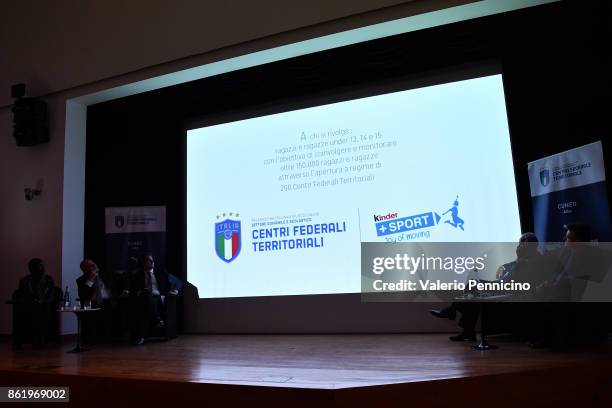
left=181, top=59, right=526, bottom=300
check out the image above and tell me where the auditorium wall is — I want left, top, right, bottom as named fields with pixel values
left=2, top=0, right=610, bottom=334
left=0, top=0, right=477, bottom=334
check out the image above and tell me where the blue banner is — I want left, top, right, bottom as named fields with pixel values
left=104, top=206, right=166, bottom=273
left=528, top=141, right=611, bottom=241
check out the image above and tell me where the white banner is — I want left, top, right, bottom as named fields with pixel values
left=105, top=206, right=166, bottom=234
left=528, top=140, right=606, bottom=197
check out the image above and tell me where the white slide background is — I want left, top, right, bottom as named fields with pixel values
left=187, top=74, right=521, bottom=298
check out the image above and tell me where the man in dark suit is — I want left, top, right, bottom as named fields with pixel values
left=130, top=254, right=179, bottom=345
left=531, top=223, right=609, bottom=349
left=430, top=233, right=546, bottom=341
left=18, top=258, right=57, bottom=305
left=13, top=258, right=60, bottom=347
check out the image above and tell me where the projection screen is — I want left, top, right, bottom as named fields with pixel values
left=187, top=74, right=521, bottom=298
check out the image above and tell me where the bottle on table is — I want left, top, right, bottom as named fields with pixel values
left=63, top=286, right=71, bottom=309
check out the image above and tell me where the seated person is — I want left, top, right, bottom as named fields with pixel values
left=547, top=223, right=601, bottom=287
left=532, top=223, right=608, bottom=348
left=107, top=257, right=136, bottom=340
left=130, top=254, right=180, bottom=345
left=430, top=232, right=544, bottom=341
left=76, top=259, right=119, bottom=342
left=77, top=259, right=115, bottom=306
left=112, top=257, right=135, bottom=297
left=13, top=258, right=60, bottom=347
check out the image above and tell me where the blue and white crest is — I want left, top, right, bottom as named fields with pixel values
left=215, top=219, right=241, bottom=263
left=540, top=168, right=550, bottom=187
left=115, top=215, right=125, bottom=228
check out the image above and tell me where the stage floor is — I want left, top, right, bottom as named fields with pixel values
left=2, top=334, right=612, bottom=406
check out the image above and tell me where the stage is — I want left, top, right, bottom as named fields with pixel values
left=2, top=334, right=611, bottom=407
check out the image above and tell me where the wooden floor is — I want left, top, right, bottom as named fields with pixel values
left=2, top=334, right=612, bottom=407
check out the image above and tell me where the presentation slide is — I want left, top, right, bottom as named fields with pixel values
left=187, top=74, right=521, bottom=298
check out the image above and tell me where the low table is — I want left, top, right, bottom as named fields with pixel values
left=58, top=307, right=101, bottom=353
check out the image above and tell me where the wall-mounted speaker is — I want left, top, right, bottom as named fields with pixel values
left=11, top=84, right=49, bottom=147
